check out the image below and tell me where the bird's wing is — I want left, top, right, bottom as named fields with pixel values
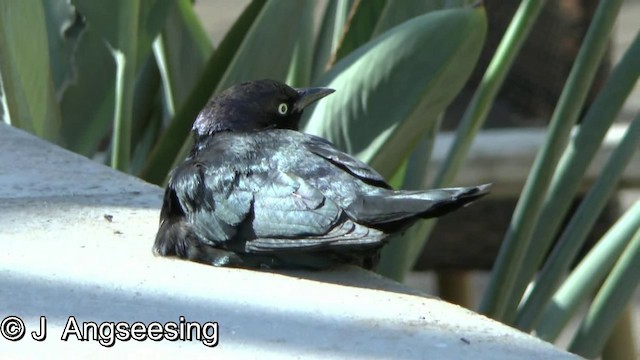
left=245, top=170, right=385, bottom=252
left=168, top=156, right=384, bottom=253
left=168, top=159, right=253, bottom=245
left=304, top=135, right=391, bottom=189
left=249, top=170, right=340, bottom=238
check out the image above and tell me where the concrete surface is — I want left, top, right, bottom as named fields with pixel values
left=0, top=123, right=581, bottom=358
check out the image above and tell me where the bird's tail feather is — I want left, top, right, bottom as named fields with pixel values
left=345, top=184, right=491, bottom=230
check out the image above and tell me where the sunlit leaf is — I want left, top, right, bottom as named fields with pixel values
left=304, top=6, right=487, bottom=179
left=71, top=0, right=174, bottom=70
left=372, top=0, right=445, bottom=36
left=42, top=0, right=85, bottom=100
left=481, top=0, right=625, bottom=322
left=60, top=0, right=173, bottom=160
left=215, top=0, right=305, bottom=89
left=310, top=0, right=349, bottom=81
left=0, top=0, right=61, bottom=141
left=329, top=0, right=387, bottom=66
left=142, top=0, right=308, bottom=184
left=286, top=0, right=317, bottom=87
left=154, top=0, right=213, bottom=115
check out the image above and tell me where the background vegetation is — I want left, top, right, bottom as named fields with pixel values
left=1, top=0, right=637, bottom=358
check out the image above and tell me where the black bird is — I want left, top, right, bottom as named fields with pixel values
left=153, top=80, right=490, bottom=270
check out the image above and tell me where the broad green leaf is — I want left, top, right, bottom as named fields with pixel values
left=135, top=0, right=176, bottom=70
left=70, top=0, right=173, bottom=170
left=310, top=0, right=349, bottom=81
left=139, top=0, right=263, bottom=184
left=61, top=0, right=173, bottom=160
left=569, top=227, right=640, bottom=358
left=58, top=24, right=116, bottom=155
left=154, top=0, right=213, bottom=115
left=329, top=0, right=387, bottom=66
left=514, top=33, right=640, bottom=331
left=215, top=0, right=305, bottom=90
left=517, top=112, right=640, bottom=331
left=535, top=201, right=640, bottom=342
left=131, top=92, right=164, bottom=175
left=0, top=80, right=6, bottom=123
left=160, top=0, right=307, bottom=174
left=109, top=1, right=141, bottom=170
left=481, top=0, right=625, bottom=323
left=402, top=116, right=442, bottom=191
left=131, top=0, right=213, bottom=173
left=130, top=54, right=162, bottom=175
left=286, top=0, right=317, bottom=87
left=71, top=0, right=174, bottom=71
left=0, top=0, right=61, bottom=141
left=372, top=0, right=445, bottom=37
left=304, top=6, right=487, bottom=179
left=142, top=0, right=308, bottom=184
left=389, top=0, right=546, bottom=281
left=41, top=0, right=85, bottom=100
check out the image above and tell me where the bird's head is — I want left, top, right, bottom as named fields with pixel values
left=192, top=79, right=335, bottom=136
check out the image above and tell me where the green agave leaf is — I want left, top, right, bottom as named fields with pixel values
left=58, top=24, right=115, bottom=156
left=0, top=0, right=61, bottom=141
left=384, top=0, right=548, bottom=282
left=481, top=0, right=625, bottom=323
left=136, top=0, right=177, bottom=70
left=0, top=81, right=5, bottom=122
left=70, top=0, right=173, bottom=170
left=141, top=0, right=310, bottom=184
left=514, top=33, right=640, bottom=332
left=141, top=1, right=268, bottom=183
left=310, top=0, right=350, bottom=81
left=286, top=0, right=316, bottom=87
left=140, top=0, right=267, bottom=183
left=109, top=2, right=140, bottom=170
left=71, top=0, right=174, bottom=71
left=154, top=0, right=213, bottom=115
left=131, top=92, right=164, bottom=175
left=303, top=6, right=487, bottom=178
left=569, top=226, right=640, bottom=358
left=130, top=0, right=212, bottom=173
left=534, top=201, right=640, bottom=342
left=60, top=0, right=173, bottom=159
left=372, top=0, right=446, bottom=37
left=42, top=0, right=85, bottom=100
left=163, top=0, right=306, bottom=172
left=329, top=0, right=387, bottom=66
left=130, top=55, right=162, bottom=175
left=516, top=113, right=640, bottom=332
left=215, top=0, right=305, bottom=90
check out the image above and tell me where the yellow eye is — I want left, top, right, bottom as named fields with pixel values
left=278, top=103, right=288, bottom=115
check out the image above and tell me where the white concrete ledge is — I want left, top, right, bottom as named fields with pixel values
left=0, top=124, right=578, bottom=359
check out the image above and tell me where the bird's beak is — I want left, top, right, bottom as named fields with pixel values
left=294, top=87, right=335, bottom=112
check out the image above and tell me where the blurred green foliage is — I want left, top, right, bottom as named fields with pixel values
left=0, top=1, right=637, bottom=358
